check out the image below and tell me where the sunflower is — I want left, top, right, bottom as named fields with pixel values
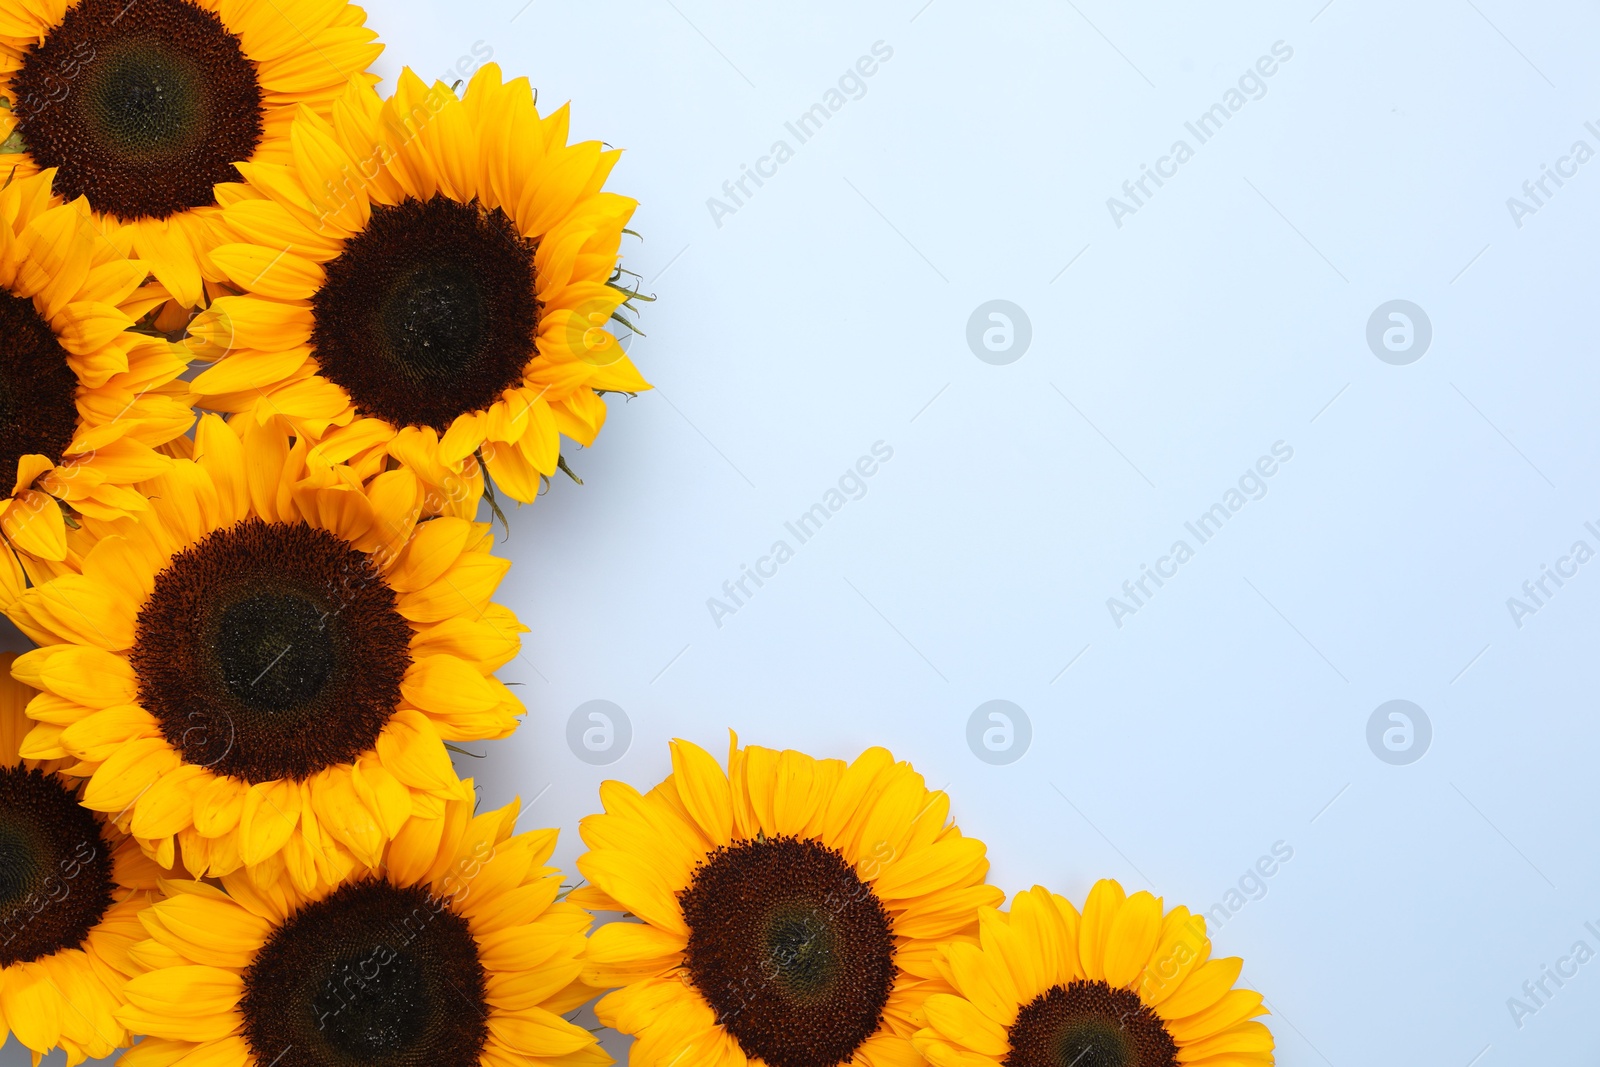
left=910, top=880, right=1274, bottom=1067
left=0, top=167, right=191, bottom=601
left=0, top=0, right=383, bottom=308
left=114, top=785, right=608, bottom=1067
left=185, top=63, right=651, bottom=517
left=572, top=736, right=1004, bottom=1067
left=0, top=652, right=167, bottom=1066
left=4, top=413, right=527, bottom=892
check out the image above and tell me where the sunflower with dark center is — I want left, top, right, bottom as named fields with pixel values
left=0, top=168, right=192, bottom=598
left=115, top=788, right=608, bottom=1067
left=0, top=653, right=166, bottom=1066
left=574, top=737, right=1004, bottom=1067
left=0, top=0, right=382, bottom=308
left=7, top=414, right=528, bottom=892
left=187, top=64, right=650, bottom=520
left=911, top=882, right=1276, bottom=1067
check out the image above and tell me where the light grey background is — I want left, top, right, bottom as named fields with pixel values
left=10, top=1, right=1600, bottom=1065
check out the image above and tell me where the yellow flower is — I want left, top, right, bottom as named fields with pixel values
left=911, top=880, right=1275, bottom=1067
left=114, top=786, right=608, bottom=1067
left=0, top=652, right=165, bottom=1066
left=0, top=168, right=191, bottom=597
left=572, top=736, right=1004, bottom=1067
left=0, top=0, right=383, bottom=308
left=187, top=63, right=650, bottom=517
left=5, top=413, right=527, bottom=892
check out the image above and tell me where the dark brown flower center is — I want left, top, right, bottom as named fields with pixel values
left=12, top=0, right=264, bottom=220
left=679, top=836, right=897, bottom=1067
left=1005, top=981, right=1179, bottom=1067
left=241, top=879, right=488, bottom=1067
left=129, top=518, right=413, bottom=782
left=310, top=195, right=539, bottom=432
left=0, top=290, right=77, bottom=496
left=0, top=766, right=115, bottom=967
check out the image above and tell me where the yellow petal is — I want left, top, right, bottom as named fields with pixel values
left=1176, top=1019, right=1275, bottom=1060
left=874, top=836, right=988, bottom=901
left=189, top=296, right=312, bottom=355
left=192, top=774, right=248, bottom=838
left=12, top=644, right=137, bottom=707
left=574, top=848, right=686, bottom=937
left=1103, top=890, right=1163, bottom=989
left=193, top=414, right=249, bottom=524
left=352, top=755, right=412, bottom=836
left=1078, top=879, right=1127, bottom=982
left=486, top=1006, right=595, bottom=1057
left=210, top=243, right=325, bottom=301
left=1167, top=988, right=1267, bottom=1043
left=1160, top=957, right=1245, bottom=1022
left=669, top=738, right=733, bottom=848
left=385, top=517, right=471, bottom=592
left=237, top=778, right=302, bottom=865
left=16, top=720, right=65, bottom=760
left=222, top=198, right=343, bottom=260
left=943, top=939, right=1018, bottom=1026
left=11, top=454, right=52, bottom=497
left=583, top=920, right=686, bottom=969
left=120, top=966, right=242, bottom=1039
left=480, top=436, right=540, bottom=503
left=131, top=763, right=210, bottom=838
left=375, top=709, right=461, bottom=793
left=55, top=301, right=133, bottom=357
left=920, top=994, right=1009, bottom=1057
left=396, top=551, right=509, bottom=623
left=129, top=219, right=203, bottom=309
left=82, top=737, right=180, bottom=813
left=2, top=490, right=67, bottom=560
left=117, top=1036, right=200, bottom=1067
left=15, top=201, right=91, bottom=320
left=400, top=654, right=509, bottom=730
left=1140, top=907, right=1209, bottom=1005
left=169, top=1036, right=252, bottom=1067
left=2, top=963, right=62, bottom=1053
left=143, top=894, right=272, bottom=969
left=60, top=704, right=159, bottom=762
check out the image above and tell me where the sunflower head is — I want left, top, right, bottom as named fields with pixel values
left=187, top=63, right=650, bottom=517
left=911, top=881, right=1275, bottom=1067
left=573, top=736, right=1004, bottom=1067
left=0, top=0, right=383, bottom=307
left=115, top=787, right=609, bottom=1067
left=5, top=414, right=527, bottom=893
left=0, top=167, right=192, bottom=600
left=0, top=652, right=165, bottom=1066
